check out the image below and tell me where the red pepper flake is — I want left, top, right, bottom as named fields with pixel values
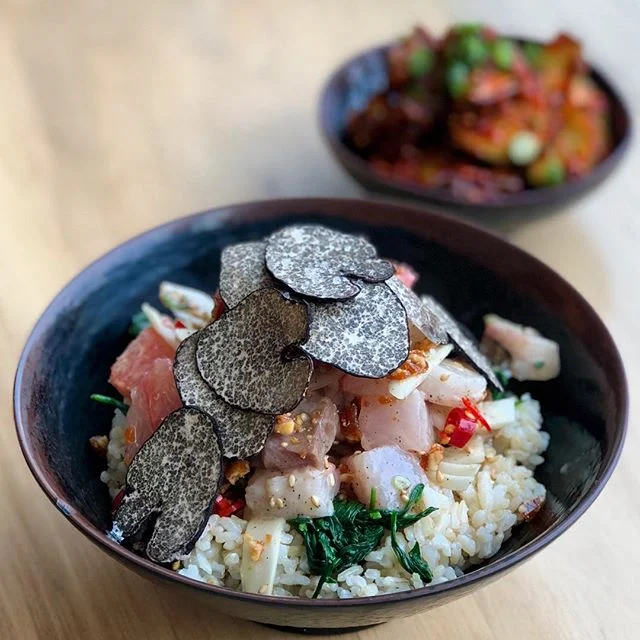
left=175, top=320, right=186, bottom=329
left=439, top=408, right=477, bottom=448
left=213, top=494, right=245, bottom=518
left=439, top=397, right=492, bottom=448
left=462, top=397, right=491, bottom=431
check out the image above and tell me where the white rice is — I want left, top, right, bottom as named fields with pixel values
left=102, top=394, right=549, bottom=599
left=100, top=409, right=128, bottom=499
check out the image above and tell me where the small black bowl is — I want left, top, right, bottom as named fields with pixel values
left=14, top=198, right=627, bottom=632
left=319, top=42, right=632, bottom=216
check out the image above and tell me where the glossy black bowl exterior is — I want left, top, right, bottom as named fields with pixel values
left=14, top=199, right=627, bottom=631
left=319, top=43, right=631, bottom=216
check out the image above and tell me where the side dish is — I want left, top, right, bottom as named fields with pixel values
left=345, top=24, right=612, bottom=203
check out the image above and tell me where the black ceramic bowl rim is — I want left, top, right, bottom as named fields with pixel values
left=318, top=40, right=632, bottom=209
left=14, top=197, right=628, bottom=609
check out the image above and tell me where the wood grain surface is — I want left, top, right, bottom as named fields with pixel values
left=0, top=2, right=638, bottom=638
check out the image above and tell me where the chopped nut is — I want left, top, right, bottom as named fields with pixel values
left=275, top=414, right=295, bottom=436
left=389, top=349, right=429, bottom=380
left=224, top=459, right=250, bottom=485
left=420, top=443, right=445, bottom=484
left=88, top=435, right=109, bottom=457
left=247, top=535, right=265, bottom=562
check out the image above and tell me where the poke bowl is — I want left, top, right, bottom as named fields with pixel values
left=14, top=198, right=627, bottom=632
left=319, top=25, right=631, bottom=216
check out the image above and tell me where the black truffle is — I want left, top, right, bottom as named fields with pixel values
left=113, top=407, right=223, bottom=563
left=264, top=225, right=394, bottom=300
left=386, top=276, right=448, bottom=344
left=174, top=332, right=274, bottom=458
left=197, top=288, right=312, bottom=414
left=421, top=295, right=502, bottom=389
left=301, top=281, right=409, bottom=377
left=219, top=241, right=275, bottom=308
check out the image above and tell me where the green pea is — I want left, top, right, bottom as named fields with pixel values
left=543, top=158, right=566, bottom=185
left=508, top=131, right=542, bottom=166
left=454, top=23, right=483, bottom=36
left=522, top=42, right=542, bottom=67
left=492, top=38, right=515, bottom=70
left=446, top=61, right=470, bottom=99
left=408, top=47, right=434, bottom=77
left=527, top=155, right=566, bottom=186
left=458, top=33, right=489, bottom=67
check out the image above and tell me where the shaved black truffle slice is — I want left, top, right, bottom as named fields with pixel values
left=174, top=332, right=274, bottom=458
left=113, top=407, right=223, bottom=563
left=197, top=288, right=312, bottom=414
left=219, top=241, right=275, bottom=308
left=421, top=295, right=503, bottom=390
left=386, top=276, right=448, bottom=344
left=302, top=281, right=409, bottom=378
left=264, top=225, right=394, bottom=300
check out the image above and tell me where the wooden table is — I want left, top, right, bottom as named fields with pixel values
left=1, top=2, right=637, bottom=638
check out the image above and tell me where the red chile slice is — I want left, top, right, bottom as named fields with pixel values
left=264, top=225, right=394, bottom=300
left=421, top=295, right=503, bottom=390
left=196, top=288, right=312, bottom=415
left=301, top=281, right=410, bottom=378
left=113, top=407, right=223, bottom=563
left=174, top=332, right=274, bottom=458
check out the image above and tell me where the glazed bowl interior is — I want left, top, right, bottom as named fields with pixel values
left=319, top=42, right=631, bottom=215
left=14, top=199, right=627, bottom=629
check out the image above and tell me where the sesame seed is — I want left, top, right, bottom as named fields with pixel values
left=276, top=497, right=285, bottom=509
left=269, top=496, right=277, bottom=508
left=328, top=474, right=336, bottom=487
left=400, top=493, right=409, bottom=503
left=311, top=495, right=321, bottom=508
left=281, top=441, right=289, bottom=448
left=259, top=584, right=269, bottom=594
left=288, top=474, right=296, bottom=488
left=439, top=373, right=450, bottom=382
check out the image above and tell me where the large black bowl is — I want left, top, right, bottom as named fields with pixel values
left=319, top=42, right=632, bottom=216
left=14, top=198, right=627, bottom=632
